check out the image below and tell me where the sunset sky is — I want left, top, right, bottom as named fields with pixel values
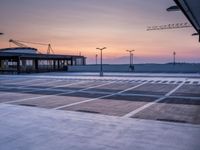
left=0, top=0, right=199, bottom=64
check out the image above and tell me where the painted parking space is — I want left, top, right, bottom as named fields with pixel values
left=24, top=89, right=65, bottom=95
left=0, top=92, right=50, bottom=103
left=83, top=82, right=140, bottom=93
left=172, top=84, right=200, bottom=97
left=132, top=98, right=200, bottom=124
left=0, top=87, right=34, bottom=94
left=0, top=78, right=31, bottom=85
left=0, top=78, right=23, bottom=82
left=0, top=75, right=199, bottom=125
left=61, top=96, right=156, bottom=116
left=53, top=81, right=111, bottom=91
left=0, top=81, right=114, bottom=105
left=11, top=92, right=107, bottom=109
left=0, top=80, right=86, bottom=95
left=25, top=80, right=76, bottom=89
left=0, top=79, right=54, bottom=90
left=123, top=83, right=178, bottom=95
left=106, top=94, right=157, bottom=102
left=0, top=78, right=46, bottom=86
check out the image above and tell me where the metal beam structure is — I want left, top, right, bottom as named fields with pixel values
left=174, top=0, right=200, bottom=42
left=9, top=39, right=54, bottom=54
left=166, top=6, right=180, bottom=12
left=147, top=22, right=192, bottom=31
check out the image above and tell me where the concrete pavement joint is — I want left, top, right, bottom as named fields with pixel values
left=3, top=81, right=115, bottom=104
left=123, top=81, right=186, bottom=118
left=0, top=80, right=87, bottom=96
left=53, top=82, right=147, bottom=110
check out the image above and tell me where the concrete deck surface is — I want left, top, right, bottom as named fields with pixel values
left=0, top=104, right=200, bottom=150
left=0, top=73, right=200, bottom=150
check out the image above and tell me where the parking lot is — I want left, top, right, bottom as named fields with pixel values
left=0, top=74, right=200, bottom=125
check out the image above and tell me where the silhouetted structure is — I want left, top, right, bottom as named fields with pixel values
left=173, top=0, right=200, bottom=42
left=96, top=47, right=106, bottom=76
left=95, top=54, right=98, bottom=65
left=126, top=50, right=135, bottom=71
left=173, top=51, right=176, bottom=65
left=0, top=47, right=86, bottom=74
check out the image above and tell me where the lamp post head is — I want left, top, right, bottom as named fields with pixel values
left=126, top=50, right=135, bottom=53
left=96, top=47, right=107, bottom=50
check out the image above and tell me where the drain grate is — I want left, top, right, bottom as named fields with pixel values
left=193, top=81, right=198, bottom=84
left=76, top=110, right=100, bottom=114
left=156, top=118, right=187, bottom=123
left=19, top=104, right=37, bottom=107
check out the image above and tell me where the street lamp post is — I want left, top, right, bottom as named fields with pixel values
left=95, top=54, right=98, bottom=65
left=96, top=47, right=106, bottom=76
left=173, top=51, right=176, bottom=65
left=126, top=50, right=135, bottom=71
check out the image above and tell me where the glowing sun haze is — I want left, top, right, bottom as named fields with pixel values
left=0, top=0, right=199, bottom=64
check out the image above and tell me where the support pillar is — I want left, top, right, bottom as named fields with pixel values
left=35, top=59, right=38, bottom=72
left=53, top=60, right=56, bottom=70
left=17, top=57, right=21, bottom=74
left=71, top=58, right=73, bottom=66
left=58, top=60, right=60, bottom=70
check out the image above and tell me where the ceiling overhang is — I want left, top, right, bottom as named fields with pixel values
left=174, top=0, right=200, bottom=41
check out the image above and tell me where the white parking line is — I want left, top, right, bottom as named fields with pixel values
left=48, top=81, right=87, bottom=89
left=0, top=79, right=106, bottom=96
left=1, top=80, right=86, bottom=102
left=3, top=81, right=115, bottom=104
left=28, top=80, right=88, bottom=92
left=53, top=82, right=147, bottom=110
left=0, top=78, right=24, bottom=84
left=81, top=90, right=200, bottom=100
left=1, top=78, right=42, bottom=85
left=16, top=79, right=63, bottom=89
left=0, top=79, right=48, bottom=89
left=0, top=79, right=64, bottom=95
left=123, top=81, right=185, bottom=118
left=80, top=90, right=161, bottom=98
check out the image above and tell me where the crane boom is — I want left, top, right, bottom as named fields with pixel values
left=9, top=39, right=28, bottom=47
left=9, top=39, right=54, bottom=54
left=13, top=40, right=48, bottom=46
left=147, top=22, right=192, bottom=31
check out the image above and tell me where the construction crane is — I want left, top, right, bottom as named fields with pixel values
left=147, top=4, right=200, bottom=42
left=147, top=22, right=192, bottom=31
left=9, top=39, right=54, bottom=54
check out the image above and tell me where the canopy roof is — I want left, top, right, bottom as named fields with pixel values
left=174, top=0, right=200, bottom=35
